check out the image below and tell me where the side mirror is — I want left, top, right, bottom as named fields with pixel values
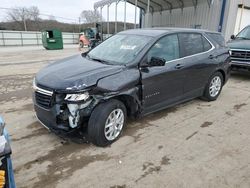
left=148, top=57, right=166, bottom=67
left=231, top=35, right=236, bottom=40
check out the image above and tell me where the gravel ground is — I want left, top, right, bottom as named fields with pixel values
left=0, top=45, right=250, bottom=188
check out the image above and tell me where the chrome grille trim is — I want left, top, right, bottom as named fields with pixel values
left=231, top=49, right=250, bottom=61
left=33, top=85, right=53, bottom=96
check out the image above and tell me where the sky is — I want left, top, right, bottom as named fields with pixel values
left=0, top=0, right=139, bottom=24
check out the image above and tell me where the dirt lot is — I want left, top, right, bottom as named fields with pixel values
left=0, top=45, right=250, bottom=188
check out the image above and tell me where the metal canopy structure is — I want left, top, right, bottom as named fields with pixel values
left=94, top=0, right=213, bottom=12
left=94, top=0, right=214, bottom=36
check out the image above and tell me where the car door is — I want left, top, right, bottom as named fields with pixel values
left=178, top=33, right=216, bottom=97
left=140, top=34, right=186, bottom=114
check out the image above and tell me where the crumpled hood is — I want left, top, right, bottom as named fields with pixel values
left=228, top=39, right=250, bottom=50
left=35, top=54, right=123, bottom=91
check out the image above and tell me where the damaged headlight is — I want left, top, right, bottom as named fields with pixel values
left=64, top=92, right=89, bottom=102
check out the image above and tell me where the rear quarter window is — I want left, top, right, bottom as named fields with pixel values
left=206, top=33, right=226, bottom=47
left=202, top=36, right=212, bottom=51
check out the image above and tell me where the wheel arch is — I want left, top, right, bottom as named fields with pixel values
left=216, top=69, right=226, bottom=84
left=112, top=94, right=140, bottom=117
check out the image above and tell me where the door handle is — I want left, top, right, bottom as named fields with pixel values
left=175, top=64, right=184, bottom=69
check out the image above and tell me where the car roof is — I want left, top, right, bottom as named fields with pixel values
left=118, top=27, right=221, bottom=37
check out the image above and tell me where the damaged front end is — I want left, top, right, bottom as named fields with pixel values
left=64, top=92, right=93, bottom=129
left=33, top=82, right=99, bottom=133
left=33, top=65, right=142, bottom=136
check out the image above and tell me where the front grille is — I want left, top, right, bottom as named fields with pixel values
left=35, top=91, right=53, bottom=109
left=231, top=50, right=250, bottom=62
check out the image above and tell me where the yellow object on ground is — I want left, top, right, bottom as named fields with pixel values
left=0, top=170, right=5, bottom=188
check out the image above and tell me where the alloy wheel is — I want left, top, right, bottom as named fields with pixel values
left=104, top=109, right=124, bottom=141
left=209, top=76, right=222, bottom=97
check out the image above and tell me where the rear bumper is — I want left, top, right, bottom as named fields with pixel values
left=225, top=70, right=230, bottom=84
left=223, top=59, right=231, bottom=85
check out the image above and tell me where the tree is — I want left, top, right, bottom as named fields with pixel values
left=80, top=10, right=104, bottom=23
left=28, top=6, right=40, bottom=21
left=6, top=6, right=40, bottom=31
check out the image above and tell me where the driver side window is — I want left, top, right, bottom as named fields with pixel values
left=148, top=34, right=180, bottom=63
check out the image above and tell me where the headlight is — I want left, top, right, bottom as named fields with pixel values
left=65, top=92, right=89, bottom=102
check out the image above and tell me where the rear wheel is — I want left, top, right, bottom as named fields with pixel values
left=88, top=99, right=127, bottom=147
left=202, top=72, right=223, bottom=101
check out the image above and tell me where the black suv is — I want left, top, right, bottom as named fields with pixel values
left=33, top=28, right=231, bottom=146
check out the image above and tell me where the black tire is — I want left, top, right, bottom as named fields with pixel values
left=88, top=99, right=127, bottom=147
left=202, top=72, right=224, bottom=101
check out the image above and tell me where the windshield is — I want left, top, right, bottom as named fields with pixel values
left=87, top=34, right=152, bottom=65
left=236, top=26, right=250, bottom=39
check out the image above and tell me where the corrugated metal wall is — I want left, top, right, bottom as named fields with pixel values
left=143, top=0, right=250, bottom=40
left=145, top=1, right=223, bottom=31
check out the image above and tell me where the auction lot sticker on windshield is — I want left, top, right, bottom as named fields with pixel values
left=120, top=45, right=136, bottom=50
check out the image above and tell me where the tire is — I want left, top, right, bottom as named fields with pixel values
left=202, top=72, right=224, bottom=101
left=88, top=99, right=127, bottom=147
left=79, top=41, right=84, bottom=48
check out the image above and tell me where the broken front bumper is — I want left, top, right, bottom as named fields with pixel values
left=33, top=90, right=95, bottom=132
left=34, top=103, right=65, bottom=131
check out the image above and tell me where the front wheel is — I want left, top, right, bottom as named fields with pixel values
left=79, top=41, right=84, bottom=48
left=88, top=99, right=127, bottom=147
left=202, top=72, right=223, bottom=101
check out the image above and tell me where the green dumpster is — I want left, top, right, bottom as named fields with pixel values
left=42, top=29, right=63, bottom=50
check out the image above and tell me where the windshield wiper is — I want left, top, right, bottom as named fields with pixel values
left=236, top=36, right=250, bottom=40
left=86, top=54, right=108, bottom=64
left=92, top=58, right=111, bottom=64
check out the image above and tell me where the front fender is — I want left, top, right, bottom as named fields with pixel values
left=91, top=69, right=142, bottom=116
left=96, top=69, right=140, bottom=92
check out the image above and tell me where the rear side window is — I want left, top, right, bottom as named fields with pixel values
left=178, top=33, right=203, bottom=57
left=179, top=33, right=213, bottom=57
left=206, top=33, right=225, bottom=47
